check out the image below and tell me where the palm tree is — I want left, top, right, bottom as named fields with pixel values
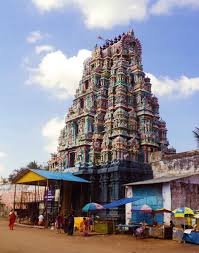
left=193, top=127, right=199, bottom=147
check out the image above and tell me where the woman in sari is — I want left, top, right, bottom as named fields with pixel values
left=9, top=209, right=16, bottom=230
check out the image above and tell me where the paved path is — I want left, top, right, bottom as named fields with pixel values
left=0, top=219, right=198, bottom=253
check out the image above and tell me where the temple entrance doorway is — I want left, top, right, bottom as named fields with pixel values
left=69, top=152, right=75, bottom=167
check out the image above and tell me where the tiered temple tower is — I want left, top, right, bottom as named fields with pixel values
left=49, top=30, right=171, bottom=218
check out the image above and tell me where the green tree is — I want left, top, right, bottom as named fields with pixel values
left=193, top=127, right=199, bottom=147
left=8, top=167, right=26, bottom=182
left=8, top=161, right=40, bottom=183
left=27, top=161, right=39, bottom=170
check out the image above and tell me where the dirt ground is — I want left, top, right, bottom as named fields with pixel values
left=0, top=219, right=198, bottom=253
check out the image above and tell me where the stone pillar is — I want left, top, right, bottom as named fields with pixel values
left=90, top=174, right=98, bottom=202
left=102, top=174, right=109, bottom=203
left=143, top=146, right=148, bottom=162
left=98, top=174, right=104, bottom=203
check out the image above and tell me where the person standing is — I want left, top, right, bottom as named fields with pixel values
left=67, top=211, right=74, bottom=235
left=88, top=215, right=94, bottom=232
left=82, top=217, right=89, bottom=236
left=63, top=215, right=68, bottom=233
left=9, top=209, right=16, bottom=230
left=55, top=213, right=63, bottom=233
left=38, top=213, right=44, bottom=226
left=170, top=220, right=175, bottom=229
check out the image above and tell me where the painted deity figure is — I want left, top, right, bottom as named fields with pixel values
left=137, top=94, right=142, bottom=105
left=141, top=96, right=146, bottom=107
left=77, top=149, right=82, bottom=163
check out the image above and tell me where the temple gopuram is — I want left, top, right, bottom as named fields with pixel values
left=49, top=30, right=173, bottom=219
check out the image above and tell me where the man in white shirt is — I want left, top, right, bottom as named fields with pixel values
left=38, top=214, right=44, bottom=226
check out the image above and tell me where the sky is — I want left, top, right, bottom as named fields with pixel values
left=0, top=0, right=199, bottom=177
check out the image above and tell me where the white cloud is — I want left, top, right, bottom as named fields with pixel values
left=147, top=73, right=199, bottom=97
left=76, top=0, right=148, bottom=29
left=0, top=164, right=7, bottom=173
left=0, top=152, right=7, bottom=158
left=35, top=45, right=55, bottom=54
left=150, top=0, right=199, bottom=15
left=26, top=31, right=46, bottom=44
left=27, top=49, right=91, bottom=99
left=32, top=0, right=199, bottom=29
left=32, top=0, right=149, bottom=28
left=42, top=117, right=65, bottom=153
left=32, top=0, right=71, bottom=11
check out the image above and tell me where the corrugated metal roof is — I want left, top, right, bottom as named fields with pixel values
left=13, top=169, right=90, bottom=184
left=124, top=173, right=199, bottom=186
left=30, top=169, right=89, bottom=183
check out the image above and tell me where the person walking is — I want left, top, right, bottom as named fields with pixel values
left=9, top=209, right=16, bottom=230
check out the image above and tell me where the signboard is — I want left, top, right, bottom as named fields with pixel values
left=64, top=167, right=79, bottom=173
left=54, top=189, right=60, bottom=202
left=44, top=189, right=55, bottom=201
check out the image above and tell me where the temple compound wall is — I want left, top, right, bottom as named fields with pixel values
left=150, top=150, right=199, bottom=178
left=0, top=184, right=44, bottom=215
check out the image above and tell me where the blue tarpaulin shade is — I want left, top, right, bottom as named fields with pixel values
left=13, top=169, right=90, bottom=184
left=30, top=169, right=89, bottom=183
left=82, top=203, right=104, bottom=212
left=103, top=197, right=141, bottom=209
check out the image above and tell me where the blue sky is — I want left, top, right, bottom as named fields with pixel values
left=0, top=0, right=199, bottom=177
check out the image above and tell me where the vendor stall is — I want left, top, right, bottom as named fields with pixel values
left=115, top=224, right=140, bottom=234
left=12, top=169, right=90, bottom=227
left=94, top=220, right=114, bottom=234
left=172, top=227, right=184, bottom=242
